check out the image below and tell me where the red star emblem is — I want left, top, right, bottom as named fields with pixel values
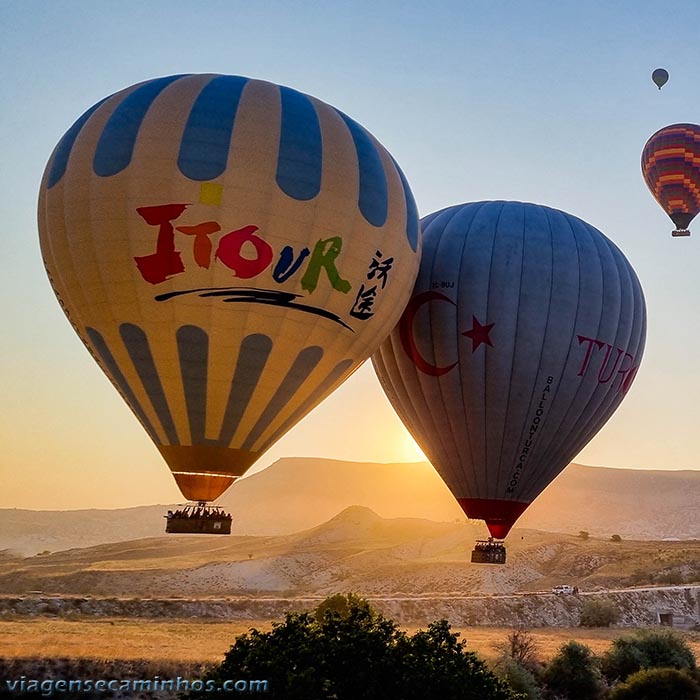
left=462, top=315, right=495, bottom=352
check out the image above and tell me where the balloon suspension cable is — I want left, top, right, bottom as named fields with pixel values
left=672, top=229, right=691, bottom=237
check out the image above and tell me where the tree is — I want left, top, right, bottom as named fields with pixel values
left=498, top=627, right=540, bottom=670
left=579, top=599, right=621, bottom=627
left=609, top=667, right=700, bottom=700
left=601, top=628, right=697, bottom=683
left=313, top=591, right=371, bottom=623
left=185, top=594, right=523, bottom=700
left=542, top=640, right=606, bottom=700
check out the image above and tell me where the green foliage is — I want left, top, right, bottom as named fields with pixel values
left=579, top=599, right=621, bottom=628
left=541, top=640, right=606, bottom=700
left=184, top=594, right=522, bottom=700
left=493, top=655, right=542, bottom=700
left=394, top=619, right=523, bottom=700
left=601, top=628, right=697, bottom=683
left=608, top=667, right=700, bottom=700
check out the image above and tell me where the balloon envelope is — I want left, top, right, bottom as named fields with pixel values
left=39, top=74, right=421, bottom=501
left=642, top=123, right=700, bottom=236
left=651, top=68, right=669, bottom=89
left=373, top=201, right=646, bottom=539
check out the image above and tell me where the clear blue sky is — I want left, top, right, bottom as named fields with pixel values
left=1, top=0, right=699, bottom=508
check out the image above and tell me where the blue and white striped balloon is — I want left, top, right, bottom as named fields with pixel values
left=39, top=74, right=421, bottom=502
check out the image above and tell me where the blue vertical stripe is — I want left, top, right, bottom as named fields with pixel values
left=177, top=325, right=208, bottom=443
left=85, top=327, right=159, bottom=441
left=178, top=75, right=248, bottom=181
left=120, top=323, right=179, bottom=445
left=391, top=156, right=420, bottom=252
left=335, top=110, right=388, bottom=227
left=276, top=87, right=323, bottom=200
left=93, top=75, right=186, bottom=177
left=217, top=333, right=273, bottom=446
left=242, top=345, right=324, bottom=451
left=47, top=97, right=110, bottom=188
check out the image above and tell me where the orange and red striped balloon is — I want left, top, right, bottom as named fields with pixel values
left=641, top=123, right=700, bottom=237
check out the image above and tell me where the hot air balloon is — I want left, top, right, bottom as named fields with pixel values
left=372, top=201, right=646, bottom=563
left=651, top=68, right=669, bottom=90
left=39, top=74, right=421, bottom=529
left=642, top=123, right=700, bottom=237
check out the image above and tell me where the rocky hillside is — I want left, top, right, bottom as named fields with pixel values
left=2, top=588, right=699, bottom=629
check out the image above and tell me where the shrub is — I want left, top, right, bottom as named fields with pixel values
left=601, top=628, right=696, bottom=682
left=493, top=655, right=542, bottom=700
left=542, top=640, right=606, bottom=700
left=578, top=531, right=590, bottom=540
left=611, top=534, right=622, bottom=542
left=656, top=570, right=684, bottom=585
left=609, top=667, right=700, bottom=700
left=628, top=569, right=648, bottom=585
left=579, top=599, right=621, bottom=627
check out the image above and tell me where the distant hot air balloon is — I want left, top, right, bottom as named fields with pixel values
left=39, top=74, right=421, bottom=513
left=642, top=123, right=700, bottom=237
left=372, top=201, right=646, bottom=561
left=652, top=68, right=669, bottom=90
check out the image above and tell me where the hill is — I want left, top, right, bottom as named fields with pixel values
left=2, top=458, right=700, bottom=556
left=518, top=463, right=700, bottom=540
left=3, top=506, right=700, bottom=599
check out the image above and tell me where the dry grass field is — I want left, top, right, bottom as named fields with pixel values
left=3, top=618, right=700, bottom=664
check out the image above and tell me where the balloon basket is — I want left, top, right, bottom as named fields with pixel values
left=471, top=538, right=506, bottom=565
left=164, top=503, right=232, bottom=535
left=672, top=229, right=691, bottom=237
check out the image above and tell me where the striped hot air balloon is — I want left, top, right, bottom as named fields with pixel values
left=641, top=123, right=700, bottom=237
left=373, top=201, right=646, bottom=544
left=39, top=74, right=421, bottom=503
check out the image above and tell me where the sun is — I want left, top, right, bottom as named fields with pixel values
left=399, top=432, right=427, bottom=463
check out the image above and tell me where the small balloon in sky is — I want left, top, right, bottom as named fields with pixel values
left=38, top=73, right=421, bottom=504
left=651, top=68, right=669, bottom=90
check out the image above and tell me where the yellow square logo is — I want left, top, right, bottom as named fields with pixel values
left=199, top=182, right=223, bottom=206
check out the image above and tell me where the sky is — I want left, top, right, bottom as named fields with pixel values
left=1, top=0, right=699, bottom=510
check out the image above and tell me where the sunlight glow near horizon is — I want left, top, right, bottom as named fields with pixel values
left=2, top=1, right=699, bottom=510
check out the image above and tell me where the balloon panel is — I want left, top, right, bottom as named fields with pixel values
left=39, top=74, right=421, bottom=501
left=373, top=201, right=646, bottom=538
left=641, top=123, right=700, bottom=231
